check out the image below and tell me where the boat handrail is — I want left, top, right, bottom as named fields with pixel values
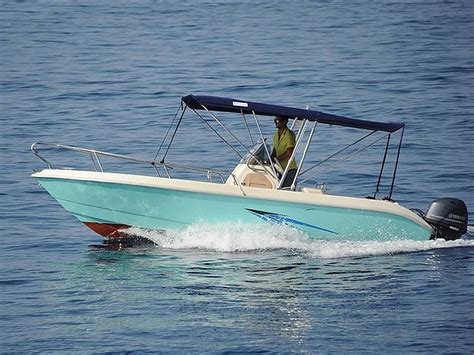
left=30, top=142, right=226, bottom=183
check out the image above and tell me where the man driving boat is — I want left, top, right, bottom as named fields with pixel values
left=271, top=116, right=297, bottom=188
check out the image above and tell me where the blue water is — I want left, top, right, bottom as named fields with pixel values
left=2, top=0, right=474, bottom=352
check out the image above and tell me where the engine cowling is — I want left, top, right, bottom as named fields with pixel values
left=424, top=198, right=468, bottom=240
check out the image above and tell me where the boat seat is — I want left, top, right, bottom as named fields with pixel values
left=243, top=173, right=273, bottom=189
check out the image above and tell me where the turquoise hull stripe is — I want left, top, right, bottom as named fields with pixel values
left=37, top=177, right=432, bottom=241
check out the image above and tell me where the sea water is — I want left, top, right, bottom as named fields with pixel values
left=1, top=0, right=474, bottom=352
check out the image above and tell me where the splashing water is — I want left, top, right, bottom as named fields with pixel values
left=122, top=223, right=474, bottom=259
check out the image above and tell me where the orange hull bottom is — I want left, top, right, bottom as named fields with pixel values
left=84, top=222, right=131, bottom=238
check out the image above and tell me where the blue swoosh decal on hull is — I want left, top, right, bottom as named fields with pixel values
left=246, top=208, right=338, bottom=235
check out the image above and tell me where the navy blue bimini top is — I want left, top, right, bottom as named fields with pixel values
left=182, top=94, right=404, bottom=133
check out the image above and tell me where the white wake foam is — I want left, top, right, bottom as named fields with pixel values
left=123, top=223, right=474, bottom=259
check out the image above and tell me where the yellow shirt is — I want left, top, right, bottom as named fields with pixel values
left=273, top=128, right=297, bottom=170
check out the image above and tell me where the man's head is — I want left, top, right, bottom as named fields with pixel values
left=274, top=116, right=288, bottom=128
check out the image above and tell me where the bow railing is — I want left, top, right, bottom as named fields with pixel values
left=31, top=142, right=226, bottom=183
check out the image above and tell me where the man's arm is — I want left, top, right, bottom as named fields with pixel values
left=277, top=147, right=294, bottom=162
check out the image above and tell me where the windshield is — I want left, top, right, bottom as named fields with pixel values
left=241, top=141, right=271, bottom=165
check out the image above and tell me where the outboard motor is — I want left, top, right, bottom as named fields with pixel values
left=424, top=198, right=468, bottom=240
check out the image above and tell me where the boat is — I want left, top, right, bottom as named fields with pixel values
left=31, top=94, right=469, bottom=241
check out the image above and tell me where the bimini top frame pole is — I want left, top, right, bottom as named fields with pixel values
left=388, top=125, right=405, bottom=200
left=278, top=119, right=309, bottom=190
left=291, top=120, right=318, bottom=191
left=251, top=110, right=279, bottom=178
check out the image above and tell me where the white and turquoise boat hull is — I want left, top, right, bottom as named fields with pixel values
left=32, top=169, right=433, bottom=241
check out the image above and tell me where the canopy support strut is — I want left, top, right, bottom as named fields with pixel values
left=157, top=104, right=187, bottom=164
left=388, top=126, right=404, bottom=200
left=374, top=134, right=391, bottom=199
